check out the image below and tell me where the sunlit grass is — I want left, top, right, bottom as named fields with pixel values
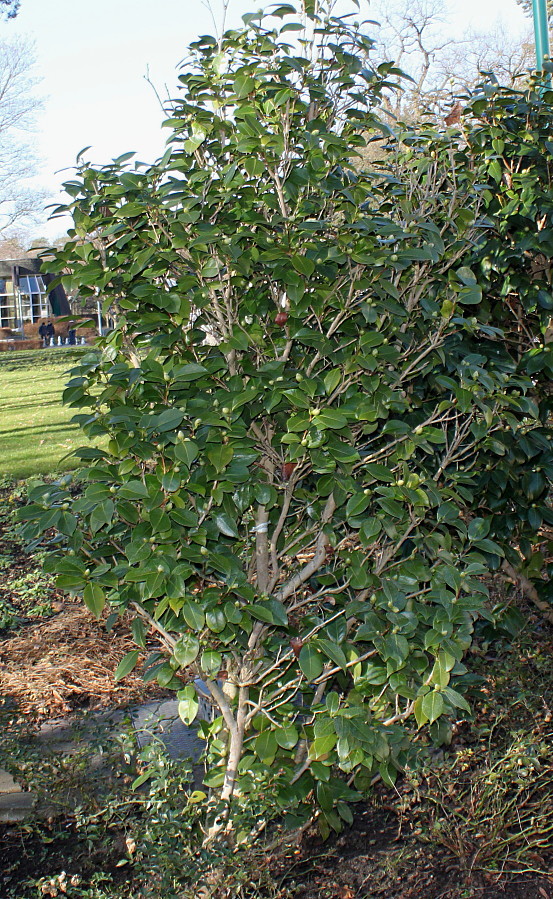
left=0, top=348, right=98, bottom=479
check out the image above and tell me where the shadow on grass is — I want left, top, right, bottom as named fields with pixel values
left=0, top=446, right=83, bottom=478
left=0, top=399, right=73, bottom=416
left=0, top=368, right=81, bottom=380
left=0, top=423, right=80, bottom=439
left=0, top=378, right=73, bottom=402
left=0, top=372, right=75, bottom=387
left=0, top=348, right=93, bottom=373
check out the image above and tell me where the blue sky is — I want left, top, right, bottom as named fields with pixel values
left=0, top=0, right=530, bottom=240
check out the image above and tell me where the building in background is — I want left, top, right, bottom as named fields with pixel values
left=0, top=258, right=70, bottom=331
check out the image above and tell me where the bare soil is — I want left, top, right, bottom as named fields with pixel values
left=282, top=802, right=553, bottom=899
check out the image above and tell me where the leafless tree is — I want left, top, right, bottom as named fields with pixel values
left=0, top=0, right=20, bottom=18
left=438, top=24, right=534, bottom=94
left=369, top=0, right=451, bottom=119
left=368, top=0, right=534, bottom=122
left=0, top=37, right=45, bottom=236
left=0, top=229, right=28, bottom=258
left=516, top=0, right=553, bottom=19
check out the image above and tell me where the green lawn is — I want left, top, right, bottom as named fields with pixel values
left=0, top=347, right=97, bottom=479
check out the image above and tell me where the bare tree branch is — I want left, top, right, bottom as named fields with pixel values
left=0, top=37, right=45, bottom=233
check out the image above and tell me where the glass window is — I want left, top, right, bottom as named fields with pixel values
left=19, top=274, right=49, bottom=323
left=0, top=276, right=15, bottom=327
left=0, top=277, right=13, bottom=295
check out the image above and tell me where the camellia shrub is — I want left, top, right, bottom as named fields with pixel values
left=20, top=3, right=553, bottom=839
left=388, top=81, right=553, bottom=616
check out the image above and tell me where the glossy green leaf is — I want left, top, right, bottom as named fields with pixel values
left=215, top=513, right=239, bottom=538
left=414, top=695, right=428, bottom=728
left=175, top=439, right=199, bottom=467
left=324, top=368, right=342, bottom=395
left=173, top=363, right=208, bottom=381
left=315, top=638, right=347, bottom=670
left=131, top=617, right=146, bottom=648
left=275, top=724, right=299, bottom=749
left=173, top=634, right=200, bottom=667
left=207, top=445, right=234, bottom=472
left=292, top=254, right=315, bottom=276
left=299, top=644, right=324, bottom=680
left=365, top=463, right=396, bottom=483
left=442, top=686, right=471, bottom=714
left=200, top=650, right=222, bottom=675
left=162, top=471, right=181, bottom=493
left=83, top=583, right=105, bottom=619
left=309, top=734, right=337, bottom=760
left=346, top=492, right=371, bottom=521
left=456, top=266, right=477, bottom=286
left=154, top=409, right=184, bottom=432
left=181, top=600, right=205, bottom=630
left=421, top=691, right=444, bottom=724
left=457, top=284, right=482, bottom=305
left=206, top=608, right=226, bottom=633
left=468, top=517, right=491, bottom=541
left=359, top=518, right=381, bottom=543
left=429, top=656, right=450, bottom=688
left=254, top=730, right=278, bottom=763
left=248, top=599, right=288, bottom=627
left=178, top=684, right=199, bottom=725
left=316, top=409, right=348, bottom=430
left=488, top=159, right=502, bottom=182
left=115, top=650, right=140, bottom=682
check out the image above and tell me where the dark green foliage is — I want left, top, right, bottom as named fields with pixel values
left=394, top=81, right=553, bottom=562
left=19, top=4, right=553, bottom=839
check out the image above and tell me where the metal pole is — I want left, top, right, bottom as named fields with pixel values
left=13, top=265, right=23, bottom=334
left=15, top=283, right=23, bottom=333
left=532, top=0, right=551, bottom=75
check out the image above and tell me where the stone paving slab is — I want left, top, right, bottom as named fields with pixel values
left=0, top=769, right=35, bottom=822
left=131, top=699, right=205, bottom=761
left=0, top=768, right=22, bottom=794
left=0, top=691, right=210, bottom=823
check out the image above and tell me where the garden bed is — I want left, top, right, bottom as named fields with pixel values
left=1, top=482, right=552, bottom=898
left=0, top=483, right=168, bottom=718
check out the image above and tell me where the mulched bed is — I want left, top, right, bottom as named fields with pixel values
left=0, top=482, right=170, bottom=720
left=0, top=602, right=167, bottom=719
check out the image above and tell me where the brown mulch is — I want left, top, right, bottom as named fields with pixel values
left=0, top=482, right=170, bottom=721
left=0, top=602, right=167, bottom=720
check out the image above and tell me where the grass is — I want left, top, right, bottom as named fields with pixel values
left=0, top=348, right=96, bottom=479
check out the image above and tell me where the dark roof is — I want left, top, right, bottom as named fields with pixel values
left=0, top=257, right=43, bottom=278
left=0, top=257, right=70, bottom=316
